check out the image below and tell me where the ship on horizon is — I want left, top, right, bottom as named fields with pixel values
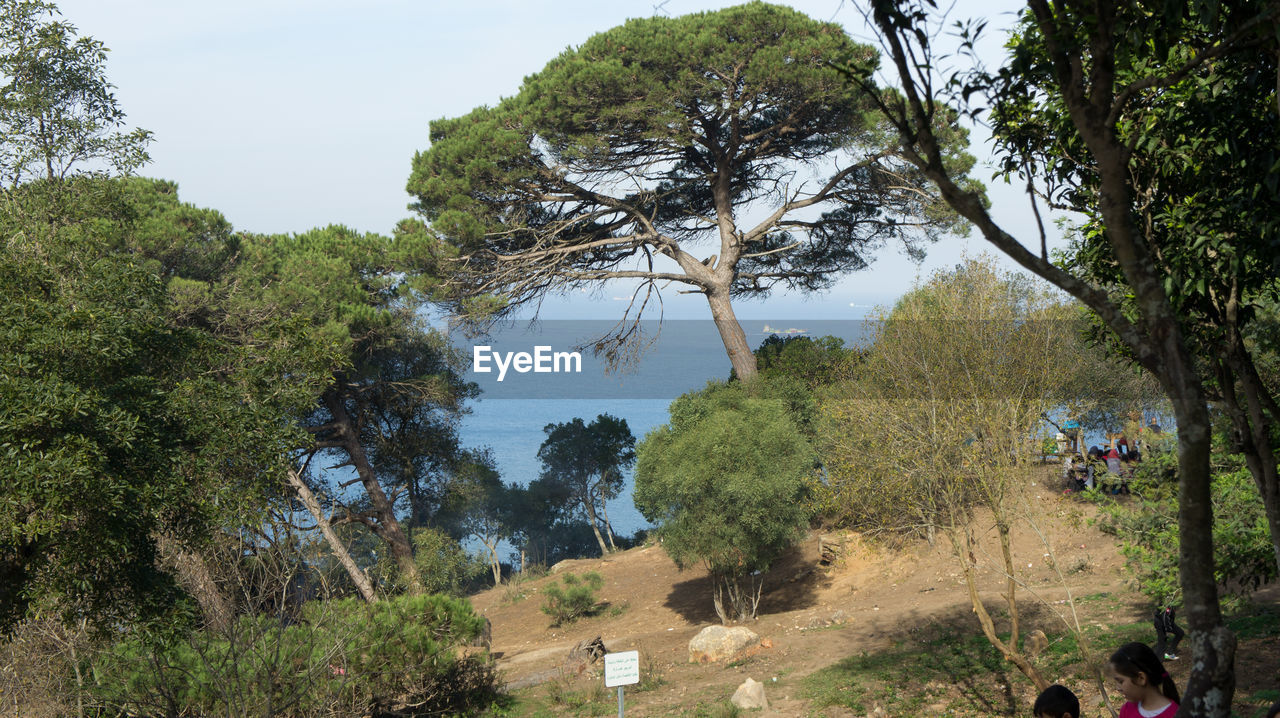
left=762, top=324, right=808, bottom=335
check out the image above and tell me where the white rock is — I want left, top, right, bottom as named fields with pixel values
left=731, top=677, right=769, bottom=710
left=688, top=625, right=760, bottom=663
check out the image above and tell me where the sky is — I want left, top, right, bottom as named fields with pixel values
left=55, top=0, right=1071, bottom=320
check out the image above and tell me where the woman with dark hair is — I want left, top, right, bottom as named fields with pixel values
left=1109, top=642, right=1179, bottom=718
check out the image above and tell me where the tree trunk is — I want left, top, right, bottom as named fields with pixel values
left=322, top=391, right=423, bottom=592
left=154, top=533, right=236, bottom=630
left=953, top=527, right=1050, bottom=691
left=599, top=501, right=618, bottom=552
left=286, top=468, right=376, bottom=604
left=711, top=580, right=729, bottom=625
left=582, top=496, right=610, bottom=556
left=1161, top=366, right=1236, bottom=718
left=482, top=537, right=502, bottom=586
left=998, top=522, right=1021, bottom=656
left=706, top=287, right=757, bottom=380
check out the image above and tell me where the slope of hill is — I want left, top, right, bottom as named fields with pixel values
left=469, top=483, right=1150, bottom=715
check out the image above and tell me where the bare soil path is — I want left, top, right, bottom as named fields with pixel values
left=467, top=482, right=1198, bottom=716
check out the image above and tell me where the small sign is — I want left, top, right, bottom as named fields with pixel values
left=604, top=650, right=640, bottom=688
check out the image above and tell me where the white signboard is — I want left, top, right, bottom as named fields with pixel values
left=604, top=650, right=640, bottom=688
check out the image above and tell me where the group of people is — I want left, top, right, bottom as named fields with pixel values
left=1032, top=607, right=1276, bottom=718
left=1062, top=439, right=1142, bottom=494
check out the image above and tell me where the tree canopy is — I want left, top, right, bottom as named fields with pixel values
left=0, top=178, right=315, bottom=631
left=409, top=1, right=974, bottom=378
left=532, top=414, right=635, bottom=556
left=635, top=381, right=814, bottom=622
left=0, top=0, right=150, bottom=185
left=860, top=1, right=1279, bottom=713
left=992, top=0, right=1280, bottom=583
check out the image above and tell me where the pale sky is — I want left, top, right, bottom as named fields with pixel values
left=56, top=0, right=1069, bottom=319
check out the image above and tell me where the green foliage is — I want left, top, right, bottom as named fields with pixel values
left=0, top=177, right=317, bottom=632
left=995, top=3, right=1279, bottom=326
left=409, top=527, right=486, bottom=597
left=531, top=414, right=635, bottom=555
left=734, top=334, right=862, bottom=391
left=540, top=571, right=604, bottom=626
left=635, top=381, right=814, bottom=621
left=91, top=594, right=502, bottom=717
left=818, top=258, right=1070, bottom=536
left=1091, top=440, right=1277, bottom=605
left=410, top=2, right=973, bottom=376
left=0, top=0, right=152, bottom=185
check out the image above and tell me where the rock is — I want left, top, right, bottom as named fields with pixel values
left=1027, top=629, right=1048, bottom=657
left=688, top=625, right=760, bottom=663
left=731, top=677, right=769, bottom=710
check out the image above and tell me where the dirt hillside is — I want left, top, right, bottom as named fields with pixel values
left=466, top=479, right=1187, bottom=716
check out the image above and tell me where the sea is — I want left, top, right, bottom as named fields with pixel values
left=454, top=319, right=873, bottom=538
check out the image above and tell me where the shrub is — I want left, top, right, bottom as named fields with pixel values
left=1091, top=440, right=1276, bottom=604
left=90, top=594, right=503, bottom=717
left=410, top=526, right=488, bottom=596
left=635, top=382, right=815, bottom=622
left=540, top=572, right=604, bottom=625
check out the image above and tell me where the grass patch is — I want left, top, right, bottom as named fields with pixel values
left=804, top=600, right=1280, bottom=717
left=803, top=626, right=1012, bottom=716
left=1227, top=603, right=1280, bottom=639
left=680, top=703, right=741, bottom=717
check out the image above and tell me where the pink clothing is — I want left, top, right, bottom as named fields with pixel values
left=1119, top=700, right=1178, bottom=718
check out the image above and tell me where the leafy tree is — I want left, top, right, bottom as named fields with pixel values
left=409, top=2, right=974, bottom=379
left=435, top=450, right=515, bottom=586
left=993, top=2, right=1280, bottom=586
left=532, top=414, right=635, bottom=556
left=1093, top=434, right=1277, bottom=607
left=0, top=178, right=318, bottom=631
left=635, top=382, right=814, bottom=622
left=505, top=482, right=602, bottom=570
left=230, top=225, right=467, bottom=594
left=0, top=0, right=150, bottom=185
left=820, top=257, right=1073, bottom=690
left=857, top=1, right=1278, bottom=710
left=737, top=334, right=862, bottom=391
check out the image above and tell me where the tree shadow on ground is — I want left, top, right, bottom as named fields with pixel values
left=662, top=543, right=826, bottom=623
left=897, top=603, right=1023, bottom=716
left=823, top=599, right=1077, bottom=716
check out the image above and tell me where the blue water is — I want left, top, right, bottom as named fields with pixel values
left=455, top=320, right=873, bottom=538
left=459, top=398, right=672, bottom=537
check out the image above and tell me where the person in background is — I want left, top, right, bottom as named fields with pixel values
left=1109, top=642, right=1179, bottom=718
left=1153, top=605, right=1184, bottom=660
left=1086, top=446, right=1103, bottom=489
left=1033, top=684, right=1080, bottom=718
left=1105, top=445, right=1123, bottom=475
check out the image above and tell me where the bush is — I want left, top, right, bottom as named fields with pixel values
left=540, top=572, right=604, bottom=625
left=635, top=382, right=815, bottom=622
left=90, top=594, right=503, bottom=717
left=1091, top=440, right=1276, bottom=604
left=411, top=526, right=488, bottom=596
